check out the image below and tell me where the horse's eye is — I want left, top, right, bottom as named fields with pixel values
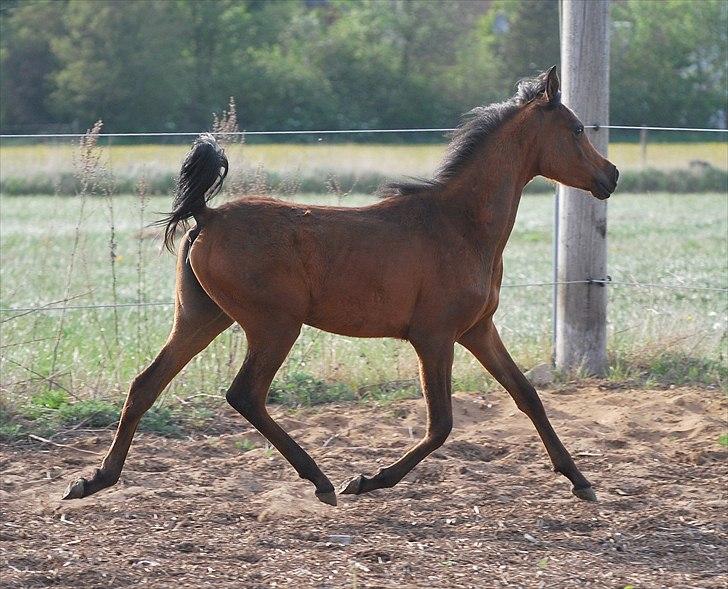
left=574, top=125, right=584, bottom=136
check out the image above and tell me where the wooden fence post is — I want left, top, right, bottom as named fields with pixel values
left=555, top=0, right=611, bottom=375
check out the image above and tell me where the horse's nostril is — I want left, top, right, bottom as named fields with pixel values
left=613, top=167, right=620, bottom=184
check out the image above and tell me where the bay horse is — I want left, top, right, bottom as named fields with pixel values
left=63, top=67, right=618, bottom=506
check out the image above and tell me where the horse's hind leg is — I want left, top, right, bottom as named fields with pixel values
left=224, top=318, right=337, bottom=506
left=458, top=318, right=595, bottom=501
left=62, top=236, right=232, bottom=500
left=341, top=338, right=455, bottom=495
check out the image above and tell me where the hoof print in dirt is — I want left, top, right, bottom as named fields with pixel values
left=572, top=486, right=598, bottom=502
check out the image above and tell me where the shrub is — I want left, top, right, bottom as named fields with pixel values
left=269, top=371, right=355, bottom=406
left=2, top=165, right=725, bottom=196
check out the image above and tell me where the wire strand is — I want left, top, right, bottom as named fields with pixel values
left=1, top=125, right=727, bottom=139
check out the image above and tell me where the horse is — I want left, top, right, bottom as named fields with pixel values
left=63, top=67, right=618, bottom=506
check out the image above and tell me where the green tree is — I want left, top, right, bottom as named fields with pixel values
left=49, top=0, right=188, bottom=132
left=476, top=0, right=560, bottom=96
left=221, top=0, right=338, bottom=130
left=610, top=0, right=728, bottom=127
left=444, top=0, right=558, bottom=118
left=0, top=0, right=67, bottom=131
left=1, top=0, right=725, bottom=134
left=308, top=0, right=485, bottom=129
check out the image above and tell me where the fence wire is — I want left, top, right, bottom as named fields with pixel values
left=1, top=124, right=727, bottom=139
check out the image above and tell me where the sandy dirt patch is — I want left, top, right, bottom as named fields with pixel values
left=1, top=383, right=726, bottom=588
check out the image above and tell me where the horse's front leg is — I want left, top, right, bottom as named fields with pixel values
left=458, top=318, right=596, bottom=501
left=341, top=338, right=454, bottom=495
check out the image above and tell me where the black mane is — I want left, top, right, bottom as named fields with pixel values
left=384, top=72, right=550, bottom=197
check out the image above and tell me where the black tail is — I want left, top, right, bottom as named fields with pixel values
left=158, top=133, right=228, bottom=252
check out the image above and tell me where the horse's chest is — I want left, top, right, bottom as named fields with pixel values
left=433, top=261, right=497, bottom=320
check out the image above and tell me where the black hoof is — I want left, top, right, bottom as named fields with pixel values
left=62, top=477, right=87, bottom=500
left=572, top=486, right=598, bottom=502
left=315, top=490, right=337, bottom=506
left=61, top=468, right=110, bottom=500
left=340, top=475, right=367, bottom=495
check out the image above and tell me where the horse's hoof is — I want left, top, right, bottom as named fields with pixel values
left=572, top=486, right=597, bottom=502
left=315, top=490, right=337, bottom=506
left=62, top=468, right=110, bottom=500
left=340, top=475, right=366, bottom=495
left=62, top=477, right=87, bottom=500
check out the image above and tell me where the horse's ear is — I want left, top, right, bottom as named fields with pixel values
left=545, top=66, right=560, bottom=105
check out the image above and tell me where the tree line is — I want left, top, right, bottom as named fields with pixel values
left=1, top=0, right=726, bottom=136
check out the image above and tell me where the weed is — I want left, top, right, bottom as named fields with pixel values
left=357, top=380, right=421, bottom=404
left=234, top=439, right=257, bottom=453
left=57, top=399, right=118, bottom=428
left=269, top=371, right=355, bottom=406
left=0, top=399, right=24, bottom=441
left=608, top=348, right=727, bottom=389
left=0, top=420, right=24, bottom=441
left=30, top=389, right=69, bottom=410
left=139, top=406, right=182, bottom=436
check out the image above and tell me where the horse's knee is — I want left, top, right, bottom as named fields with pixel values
left=226, top=388, right=256, bottom=417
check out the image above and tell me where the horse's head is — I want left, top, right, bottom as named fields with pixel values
left=530, top=66, right=619, bottom=200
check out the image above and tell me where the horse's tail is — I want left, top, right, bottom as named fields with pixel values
left=158, top=133, right=228, bottom=252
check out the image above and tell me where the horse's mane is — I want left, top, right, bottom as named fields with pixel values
left=383, top=72, right=549, bottom=197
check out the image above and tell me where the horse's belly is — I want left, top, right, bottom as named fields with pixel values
left=305, top=287, right=414, bottom=339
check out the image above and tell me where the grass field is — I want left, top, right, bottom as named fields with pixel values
left=1, top=191, right=726, bottom=432
left=1, top=141, right=727, bottom=181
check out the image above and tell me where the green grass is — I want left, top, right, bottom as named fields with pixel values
left=1, top=191, right=725, bottom=432
left=0, top=386, right=187, bottom=440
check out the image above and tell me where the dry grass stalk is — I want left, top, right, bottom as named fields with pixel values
left=211, top=97, right=242, bottom=148
left=136, top=176, right=149, bottom=361
left=278, top=170, right=303, bottom=198
left=212, top=97, right=246, bottom=197
left=50, top=122, right=105, bottom=379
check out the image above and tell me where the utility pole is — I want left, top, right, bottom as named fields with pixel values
left=555, top=0, right=611, bottom=375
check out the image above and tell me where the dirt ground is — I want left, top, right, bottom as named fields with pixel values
left=1, top=383, right=726, bottom=588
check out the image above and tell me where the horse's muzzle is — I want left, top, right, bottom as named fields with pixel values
left=592, top=164, right=619, bottom=200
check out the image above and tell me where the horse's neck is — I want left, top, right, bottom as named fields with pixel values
left=443, top=131, right=538, bottom=253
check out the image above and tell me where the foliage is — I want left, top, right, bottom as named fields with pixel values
left=269, top=371, right=355, bottom=406
left=611, top=0, right=728, bottom=127
left=47, top=1, right=187, bottom=132
left=0, top=0, right=65, bottom=130
left=2, top=160, right=726, bottom=196
left=2, top=388, right=185, bottom=439
left=234, top=439, right=258, bottom=453
left=0, top=397, right=25, bottom=441
left=1, top=0, right=725, bottom=133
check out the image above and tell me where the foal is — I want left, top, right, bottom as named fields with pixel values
left=64, top=67, right=618, bottom=506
